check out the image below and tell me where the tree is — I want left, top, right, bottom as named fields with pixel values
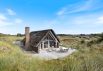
left=17, top=33, right=22, bottom=37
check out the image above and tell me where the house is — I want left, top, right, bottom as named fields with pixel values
left=22, top=27, right=60, bottom=53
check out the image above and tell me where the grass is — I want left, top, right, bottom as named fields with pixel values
left=0, top=35, right=103, bottom=71
left=40, top=47, right=103, bottom=71
left=0, top=36, right=42, bottom=71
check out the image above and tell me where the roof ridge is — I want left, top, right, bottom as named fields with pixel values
left=30, top=29, right=52, bottom=33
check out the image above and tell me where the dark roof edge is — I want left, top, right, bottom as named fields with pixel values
left=30, top=29, right=52, bottom=34
left=36, top=29, right=60, bottom=47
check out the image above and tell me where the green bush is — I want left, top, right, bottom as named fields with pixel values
left=80, top=40, right=85, bottom=44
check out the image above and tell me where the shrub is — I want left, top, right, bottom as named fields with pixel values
left=80, top=40, right=85, bottom=44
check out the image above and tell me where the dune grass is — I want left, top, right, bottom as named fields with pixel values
left=0, top=35, right=103, bottom=71
left=0, top=36, right=42, bottom=71
left=40, top=47, right=103, bottom=71
left=0, top=41, right=42, bottom=71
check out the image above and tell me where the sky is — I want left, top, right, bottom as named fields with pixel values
left=0, top=0, right=103, bottom=34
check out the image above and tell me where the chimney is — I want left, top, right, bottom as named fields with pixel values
left=25, top=27, right=30, bottom=50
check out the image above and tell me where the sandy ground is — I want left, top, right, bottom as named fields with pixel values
left=14, top=41, right=76, bottom=60
left=29, top=47, right=76, bottom=60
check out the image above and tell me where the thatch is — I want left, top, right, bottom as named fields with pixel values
left=23, top=29, right=60, bottom=48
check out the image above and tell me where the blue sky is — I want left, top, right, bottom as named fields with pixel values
left=0, top=0, right=103, bottom=34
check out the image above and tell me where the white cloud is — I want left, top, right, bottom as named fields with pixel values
left=0, top=13, right=11, bottom=27
left=0, top=14, right=7, bottom=21
left=0, top=21, right=12, bottom=27
left=0, top=8, right=23, bottom=27
left=57, top=0, right=92, bottom=16
left=0, top=12, right=23, bottom=27
left=7, top=8, right=16, bottom=16
left=57, top=0, right=102, bottom=16
left=56, top=8, right=66, bottom=16
left=14, top=18, right=23, bottom=24
left=97, top=16, right=103, bottom=24
left=68, top=15, right=103, bottom=26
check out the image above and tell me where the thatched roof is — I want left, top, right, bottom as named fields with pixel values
left=23, top=29, right=60, bottom=47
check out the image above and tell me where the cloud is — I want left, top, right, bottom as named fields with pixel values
left=0, top=21, right=12, bottom=27
left=14, top=18, right=23, bottom=24
left=57, top=0, right=102, bottom=16
left=0, top=14, right=7, bottom=21
left=7, top=8, right=16, bottom=16
left=73, top=16, right=103, bottom=26
left=45, top=12, right=103, bottom=34
left=97, top=16, right=103, bottom=24
left=0, top=10, right=23, bottom=27
left=56, top=8, right=66, bottom=16
left=0, top=13, right=11, bottom=27
left=65, top=15, right=103, bottom=26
